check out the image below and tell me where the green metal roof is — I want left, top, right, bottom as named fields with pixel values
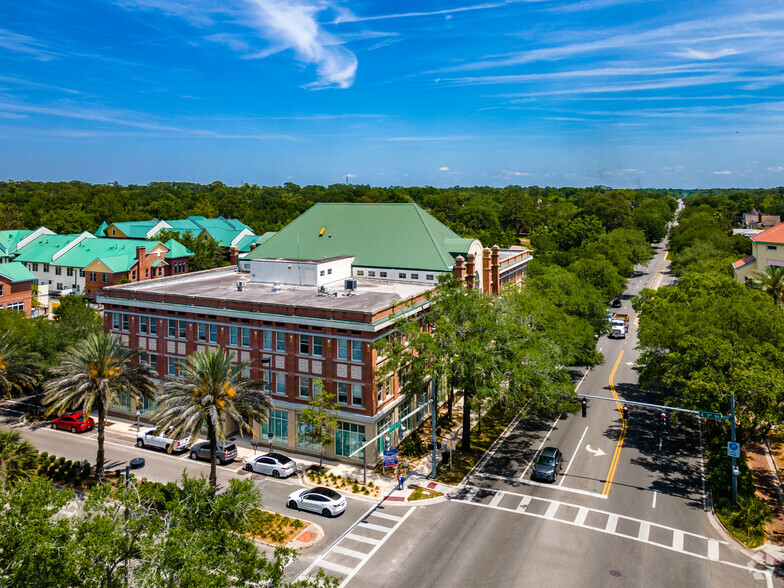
left=234, top=233, right=262, bottom=252
left=0, top=230, right=34, bottom=256
left=13, top=234, right=86, bottom=264
left=244, top=203, right=475, bottom=272
left=57, top=238, right=163, bottom=272
left=96, top=216, right=253, bottom=244
left=0, top=261, right=36, bottom=283
left=163, top=239, right=194, bottom=259
left=103, top=220, right=159, bottom=239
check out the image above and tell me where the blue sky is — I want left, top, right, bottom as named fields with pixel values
left=3, top=1, right=784, bottom=189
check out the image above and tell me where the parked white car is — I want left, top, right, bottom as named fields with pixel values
left=287, top=486, right=346, bottom=517
left=243, top=452, right=297, bottom=478
left=136, top=427, right=190, bottom=453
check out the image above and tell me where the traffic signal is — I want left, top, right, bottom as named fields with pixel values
left=581, top=399, right=587, bottom=418
left=660, top=412, right=667, bottom=427
left=622, top=405, right=628, bottom=420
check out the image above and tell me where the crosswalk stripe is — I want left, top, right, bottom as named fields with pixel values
left=672, top=530, right=684, bottom=551
left=544, top=502, right=559, bottom=520
left=464, top=487, right=480, bottom=502
left=488, top=491, right=505, bottom=508
left=332, top=545, right=367, bottom=560
left=708, top=539, right=720, bottom=561
left=371, top=512, right=402, bottom=522
left=346, top=533, right=380, bottom=545
left=359, top=521, right=392, bottom=533
left=638, top=521, right=650, bottom=542
left=517, top=496, right=532, bottom=512
left=574, top=507, right=588, bottom=526
left=318, top=560, right=355, bottom=576
left=605, top=514, right=618, bottom=533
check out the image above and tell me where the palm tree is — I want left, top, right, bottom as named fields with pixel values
left=43, top=333, right=156, bottom=481
left=0, top=331, right=41, bottom=400
left=751, top=266, right=784, bottom=307
left=0, top=427, right=38, bottom=484
left=154, top=348, right=271, bottom=492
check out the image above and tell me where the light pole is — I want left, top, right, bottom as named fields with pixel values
left=361, top=437, right=366, bottom=485
left=731, top=394, right=738, bottom=504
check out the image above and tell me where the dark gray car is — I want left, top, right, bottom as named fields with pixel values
left=189, top=441, right=237, bottom=465
left=532, top=447, right=563, bottom=482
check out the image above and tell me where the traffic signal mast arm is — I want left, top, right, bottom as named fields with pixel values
left=579, top=394, right=730, bottom=420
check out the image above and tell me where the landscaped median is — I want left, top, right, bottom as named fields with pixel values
left=304, top=466, right=381, bottom=498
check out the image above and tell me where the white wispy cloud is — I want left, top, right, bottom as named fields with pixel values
left=0, top=28, right=55, bottom=60
left=713, top=170, right=731, bottom=175
left=333, top=3, right=504, bottom=24
left=439, top=166, right=450, bottom=171
left=547, top=0, right=642, bottom=14
left=381, top=136, right=476, bottom=142
left=244, top=0, right=357, bottom=89
left=669, top=48, right=739, bottom=60
left=502, top=170, right=532, bottom=176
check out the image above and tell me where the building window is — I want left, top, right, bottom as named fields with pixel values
left=168, top=357, right=177, bottom=376
left=67, top=267, right=73, bottom=277
left=337, top=338, right=348, bottom=360
left=118, top=392, right=132, bottom=412
left=261, top=409, right=288, bottom=447
left=43, top=264, right=49, bottom=273
left=298, top=377, right=310, bottom=398
left=145, top=269, right=149, bottom=278
left=140, top=352, right=148, bottom=365
left=179, top=321, right=187, bottom=339
left=337, top=382, right=349, bottom=404
left=142, top=394, right=157, bottom=414
left=102, top=274, right=109, bottom=283
left=356, top=270, right=364, bottom=276
left=131, top=271, right=136, bottom=280
left=122, top=314, right=129, bottom=332
left=319, top=270, right=325, bottom=277
left=149, top=354, right=157, bottom=374
left=149, top=318, right=157, bottom=335
left=296, top=416, right=320, bottom=451
left=411, top=273, right=419, bottom=280
left=263, top=330, right=273, bottom=350
left=79, top=269, right=85, bottom=278
left=88, top=272, right=96, bottom=282
left=379, top=272, right=387, bottom=277
left=168, top=319, right=176, bottom=338
left=368, top=271, right=375, bottom=277
left=352, top=384, right=362, bottom=406
left=6, top=301, right=24, bottom=312
left=399, top=273, right=406, bottom=279
left=327, top=268, right=332, bottom=275
left=230, top=326, right=238, bottom=346
left=299, top=334, right=309, bottom=355
left=351, top=340, right=362, bottom=362
left=275, top=372, right=286, bottom=395
left=335, top=421, right=365, bottom=458
left=768, top=245, right=777, bottom=251
left=209, top=324, right=217, bottom=343
left=56, top=283, right=63, bottom=291
left=139, top=316, right=148, bottom=333
left=198, top=323, right=207, bottom=342
left=377, top=381, right=383, bottom=403
left=55, top=266, right=61, bottom=275
left=112, top=313, right=120, bottom=331
left=426, top=274, right=434, bottom=280
left=242, top=328, right=251, bottom=347
left=30, top=263, right=39, bottom=272
left=313, top=336, right=323, bottom=357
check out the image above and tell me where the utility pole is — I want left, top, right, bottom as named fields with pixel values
left=731, top=394, right=738, bottom=504
left=431, top=378, right=438, bottom=480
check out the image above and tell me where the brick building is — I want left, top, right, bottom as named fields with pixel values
left=98, top=203, right=531, bottom=464
left=0, top=262, right=36, bottom=317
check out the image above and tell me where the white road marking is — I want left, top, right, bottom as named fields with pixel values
left=359, top=521, right=392, bottom=533
left=575, top=370, right=591, bottom=391
left=708, top=539, right=720, bottom=561
left=520, top=415, right=561, bottom=481
left=332, top=546, right=366, bottom=560
left=544, top=502, right=559, bottom=520
left=559, top=426, right=588, bottom=487
left=464, top=487, right=480, bottom=503
left=638, top=521, right=650, bottom=541
left=672, top=530, right=684, bottom=551
left=453, top=485, right=762, bottom=579
left=346, top=533, right=379, bottom=545
left=585, top=445, right=606, bottom=457
left=488, top=491, right=505, bottom=508
left=471, top=409, right=526, bottom=475
left=474, top=472, right=608, bottom=500
left=652, top=491, right=657, bottom=509
left=319, top=560, right=355, bottom=576
left=371, top=511, right=402, bottom=522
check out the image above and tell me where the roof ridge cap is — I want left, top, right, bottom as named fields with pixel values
left=413, top=204, right=453, bottom=267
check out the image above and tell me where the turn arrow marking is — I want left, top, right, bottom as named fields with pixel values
left=586, top=445, right=606, bottom=457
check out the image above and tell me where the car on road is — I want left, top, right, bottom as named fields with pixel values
left=51, top=412, right=95, bottom=433
left=611, top=297, right=622, bottom=308
left=287, top=486, right=346, bottom=517
left=532, top=447, right=563, bottom=482
left=189, top=441, right=237, bottom=465
left=136, top=427, right=190, bottom=453
left=243, top=452, right=297, bottom=478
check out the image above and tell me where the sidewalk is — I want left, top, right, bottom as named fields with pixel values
left=745, top=440, right=784, bottom=565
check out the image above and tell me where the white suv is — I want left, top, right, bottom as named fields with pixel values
left=136, top=427, right=190, bottom=453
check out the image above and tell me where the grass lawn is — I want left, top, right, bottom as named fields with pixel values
left=437, top=405, right=516, bottom=485
left=408, top=486, right=444, bottom=501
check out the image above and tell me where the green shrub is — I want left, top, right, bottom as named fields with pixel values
left=57, top=457, right=66, bottom=466
left=40, top=452, right=48, bottom=460
left=398, top=434, right=427, bottom=458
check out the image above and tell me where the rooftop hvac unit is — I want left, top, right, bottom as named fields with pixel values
left=237, top=280, right=246, bottom=291
left=271, top=281, right=282, bottom=292
left=345, top=278, right=357, bottom=291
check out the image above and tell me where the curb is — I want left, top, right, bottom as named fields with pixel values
left=706, top=502, right=779, bottom=570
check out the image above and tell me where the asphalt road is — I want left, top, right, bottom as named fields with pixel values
left=309, top=241, right=779, bottom=588
left=7, top=414, right=377, bottom=580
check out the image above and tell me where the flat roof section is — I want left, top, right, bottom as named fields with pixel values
left=102, top=267, right=434, bottom=315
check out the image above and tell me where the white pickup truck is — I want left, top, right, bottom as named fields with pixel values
left=136, top=427, right=191, bottom=453
left=609, top=313, right=630, bottom=339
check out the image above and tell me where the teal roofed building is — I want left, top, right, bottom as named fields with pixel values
left=0, top=227, right=56, bottom=263
left=97, top=216, right=255, bottom=250
left=0, top=261, right=37, bottom=317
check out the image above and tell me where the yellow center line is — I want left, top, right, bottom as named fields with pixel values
left=602, top=350, right=626, bottom=495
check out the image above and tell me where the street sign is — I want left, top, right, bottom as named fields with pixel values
left=444, top=438, right=457, bottom=451
left=699, top=411, right=724, bottom=420
left=382, top=448, right=398, bottom=469
left=388, top=421, right=402, bottom=432
left=727, top=442, right=740, bottom=458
